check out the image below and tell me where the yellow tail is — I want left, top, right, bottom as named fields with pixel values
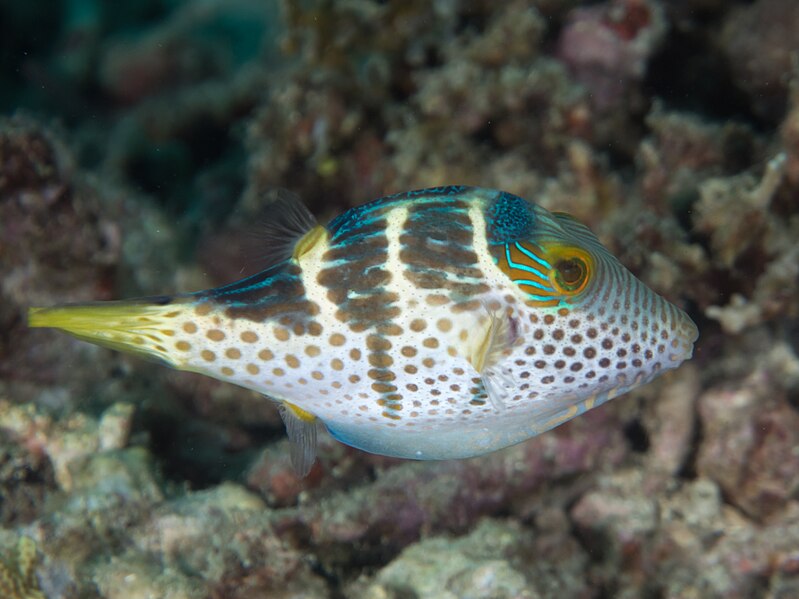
left=28, top=297, right=189, bottom=364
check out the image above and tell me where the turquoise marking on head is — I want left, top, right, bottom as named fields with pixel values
left=486, top=192, right=536, bottom=245
left=504, top=246, right=553, bottom=292
left=514, top=242, right=550, bottom=270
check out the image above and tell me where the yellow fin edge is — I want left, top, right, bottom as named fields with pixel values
left=292, top=225, right=328, bottom=261
left=284, top=401, right=317, bottom=422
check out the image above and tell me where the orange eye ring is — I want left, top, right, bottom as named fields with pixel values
left=544, top=244, right=592, bottom=295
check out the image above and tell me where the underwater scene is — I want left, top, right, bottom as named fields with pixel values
left=1, top=0, right=799, bottom=597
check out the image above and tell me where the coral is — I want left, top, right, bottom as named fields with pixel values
left=697, top=342, right=799, bottom=521
left=641, top=363, right=700, bottom=477
left=697, top=153, right=799, bottom=333
left=781, top=74, right=799, bottom=186
left=557, top=0, right=667, bottom=111
left=245, top=0, right=589, bottom=213
left=349, top=519, right=582, bottom=599
left=0, top=536, right=44, bottom=599
left=638, top=107, right=763, bottom=206
left=571, top=475, right=799, bottom=597
left=0, top=399, right=139, bottom=492
left=720, top=0, right=799, bottom=122
left=0, top=437, right=57, bottom=527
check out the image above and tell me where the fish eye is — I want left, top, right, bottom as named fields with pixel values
left=555, top=257, right=586, bottom=289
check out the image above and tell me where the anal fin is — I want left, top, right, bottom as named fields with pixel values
left=278, top=402, right=318, bottom=476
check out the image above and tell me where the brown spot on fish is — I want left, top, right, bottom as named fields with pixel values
left=378, top=323, right=403, bottom=336
left=367, top=335, right=392, bottom=351
left=410, top=319, right=427, bottom=332
left=451, top=299, right=483, bottom=313
left=369, top=354, right=394, bottom=367
left=372, top=382, right=397, bottom=393
left=241, top=331, right=258, bottom=343
left=426, top=294, right=450, bottom=306
left=368, top=369, right=396, bottom=381
left=207, top=329, right=225, bottom=342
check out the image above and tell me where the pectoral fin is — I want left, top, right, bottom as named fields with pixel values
left=278, top=402, right=318, bottom=476
left=468, top=307, right=520, bottom=412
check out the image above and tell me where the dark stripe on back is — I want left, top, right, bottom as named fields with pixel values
left=327, top=185, right=471, bottom=237
left=319, top=186, right=494, bottom=330
left=400, top=199, right=489, bottom=302
left=204, top=262, right=317, bottom=326
left=318, top=214, right=397, bottom=332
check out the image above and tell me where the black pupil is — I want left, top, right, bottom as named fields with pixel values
left=557, top=259, right=583, bottom=285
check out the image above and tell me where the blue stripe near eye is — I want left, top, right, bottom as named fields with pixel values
left=512, top=278, right=554, bottom=292
left=507, top=260, right=548, bottom=279
left=505, top=245, right=549, bottom=281
left=514, top=242, right=551, bottom=270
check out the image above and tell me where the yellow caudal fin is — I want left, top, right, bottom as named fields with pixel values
left=28, top=296, right=191, bottom=365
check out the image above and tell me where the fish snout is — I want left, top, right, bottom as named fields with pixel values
left=673, top=310, right=699, bottom=362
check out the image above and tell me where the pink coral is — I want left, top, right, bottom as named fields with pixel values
left=557, top=0, right=665, bottom=110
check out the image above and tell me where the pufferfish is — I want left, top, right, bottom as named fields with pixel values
left=29, top=186, right=698, bottom=475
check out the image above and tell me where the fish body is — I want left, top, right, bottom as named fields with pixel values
left=29, top=186, right=698, bottom=473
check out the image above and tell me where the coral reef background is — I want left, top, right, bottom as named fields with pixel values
left=1, top=0, right=798, bottom=597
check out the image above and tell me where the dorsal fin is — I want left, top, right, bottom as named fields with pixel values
left=246, top=189, right=318, bottom=269
left=278, top=401, right=318, bottom=476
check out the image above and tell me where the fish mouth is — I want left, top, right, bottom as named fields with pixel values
left=683, top=314, right=699, bottom=344
left=674, top=313, right=699, bottom=362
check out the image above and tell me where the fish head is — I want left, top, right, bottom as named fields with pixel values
left=487, top=192, right=698, bottom=399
